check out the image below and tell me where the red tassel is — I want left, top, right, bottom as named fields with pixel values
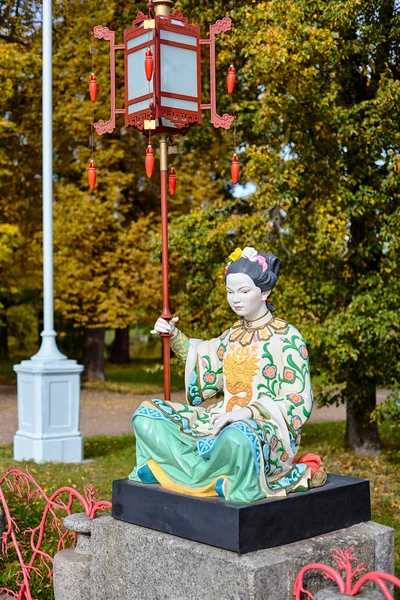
left=169, top=166, right=176, bottom=195
left=144, top=48, right=154, bottom=81
left=231, top=153, right=239, bottom=185
left=89, top=72, right=97, bottom=102
left=88, top=159, right=96, bottom=190
left=227, top=63, right=236, bottom=95
left=145, top=143, right=154, bottom=178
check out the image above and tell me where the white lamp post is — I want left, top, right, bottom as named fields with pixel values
left=13, top=0, right=84, bottom=463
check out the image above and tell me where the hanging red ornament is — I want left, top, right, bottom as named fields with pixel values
left=227, top=63, right=236, bottom=95
left=88, top=159, right=96, bottom=190
left=144, top=48, right=154, bottom=81
left=145, top=143, right=155, bottom=178
left=231, top=153, right=239, bottom=185
left=169, top=166, right=176, bottom=195
left=89, top=72, right=97, bottom=102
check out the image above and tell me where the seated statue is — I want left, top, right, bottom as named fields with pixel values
left=129, top=247, right=326, bottom=503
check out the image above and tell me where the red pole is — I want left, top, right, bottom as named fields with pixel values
left=158, top=134, right=172, bottom=401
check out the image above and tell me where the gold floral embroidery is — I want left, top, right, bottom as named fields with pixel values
left=224, top=345, right=259, bottom=411
left=229, top=316, right=289, bottom=346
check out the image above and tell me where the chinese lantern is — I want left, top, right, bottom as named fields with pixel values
left=88, top=159, right=96, bottom=190
left=144, top=48, right=154, bottom=81
left=145, top=143, right=154, bottom=178
left=231, top=153, right=239, bottom=185
left=227, top=63, right=236, bottom=95
left=89, top=72, right=97, bottom=103
left=169, top=166, right=176, bottom=195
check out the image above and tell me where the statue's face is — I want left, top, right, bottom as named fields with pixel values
left=226, top=273, right=269, bottom=321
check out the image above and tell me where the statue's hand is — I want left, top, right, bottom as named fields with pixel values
left=211, top=407, right=252, bottom=435
left=150, top=316, right=179, bottom=336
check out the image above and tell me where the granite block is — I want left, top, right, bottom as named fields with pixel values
left=315, top=589, right=384, bottom=599
left=53, top=548, right=91, bottom=600
left=88, top=517, right=393, bottom=600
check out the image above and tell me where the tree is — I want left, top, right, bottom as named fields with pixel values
left=169, top=0, right=400, bottom=454
left=109, top=327, right=130, bottom=364
left=0, top=0, right=43, bottom=358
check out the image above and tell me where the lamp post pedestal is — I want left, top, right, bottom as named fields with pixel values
left=14, top=332, right=84, bottom=463
left=13, top=360, right=84, bottom=463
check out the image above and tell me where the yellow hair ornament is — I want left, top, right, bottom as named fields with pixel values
left=228, top=247, right=242, bottom=262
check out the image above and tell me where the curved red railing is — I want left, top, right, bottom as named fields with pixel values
left=293, top=547, right=400, bottom=599
left=0, top=465, right=111, bottom=600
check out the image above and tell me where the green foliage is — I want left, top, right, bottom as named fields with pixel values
left=372, top=393, right=400, bottom=427
left=166, top=0, right=400, bottom=446
left=7, top=303, right=38, bottom=354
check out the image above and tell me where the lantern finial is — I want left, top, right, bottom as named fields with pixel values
left=153, top=0, right=174, bottom=17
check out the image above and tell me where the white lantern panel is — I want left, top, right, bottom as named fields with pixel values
left=127, top=32, right=151, bottom=50
left=157, top=117, right=178, bottom=129
left=161, top=96, right=197, bottom=111
left=171, top=19, right=185, bottom=27
left=127, top=48, right=153, bottom=102
left=128, top=99, right=151, bottom=114
left=160, top=45, right=197, bottom=97
left=160, top=30, right=196, bottom=46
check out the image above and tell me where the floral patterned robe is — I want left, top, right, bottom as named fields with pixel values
left=129, top=311, right=321, bottom=503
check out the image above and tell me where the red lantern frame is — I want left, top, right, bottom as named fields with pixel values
left=93, top=13, right=234, bottom=136
left=91, top=9, right=234, bottom=400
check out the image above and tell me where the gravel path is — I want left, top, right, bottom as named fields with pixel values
left=0, top=385, right=391, bottom=446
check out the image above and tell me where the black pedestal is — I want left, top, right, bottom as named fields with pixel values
left=112, top=474, right=371, bottom=554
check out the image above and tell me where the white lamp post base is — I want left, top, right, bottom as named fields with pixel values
left=13, top=347, right=84, bottom=463
left=13, top=432, right=83, bottom=463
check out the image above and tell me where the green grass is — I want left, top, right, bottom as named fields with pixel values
left=100, top=360, right=183, bottom=394
left=0, top=357, right=183, bottom=394
left=0, top=422, right=399, bottom=599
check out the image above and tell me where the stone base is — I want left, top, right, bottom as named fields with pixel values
left=84, top=518, right=392, bottom=600
left=13, top=356, right=83, bottom=463
left=315, top=590, right=384, bottom=599
left=53, top=549, right=91, bottom=600
left=112, top=474, right=371, bottom=553
left=13, top=433, right=83, bottom=463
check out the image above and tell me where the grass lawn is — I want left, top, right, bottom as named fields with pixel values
left=0, top=358, right=183, bottom=395
left=0, top=421, right=399, bottom=599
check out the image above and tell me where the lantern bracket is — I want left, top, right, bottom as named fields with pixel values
left=92, top=25, right=125, bottom=136
left=200, top=17, right=235, bottom=130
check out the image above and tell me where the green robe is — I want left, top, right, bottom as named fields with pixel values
left=130, top=311, right=317, bottom=503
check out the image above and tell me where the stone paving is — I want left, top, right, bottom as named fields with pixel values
left=0, top=385, right=390, bottom=446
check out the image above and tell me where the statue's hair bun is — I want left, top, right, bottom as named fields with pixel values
left=224, top=252, right=280, bottom=292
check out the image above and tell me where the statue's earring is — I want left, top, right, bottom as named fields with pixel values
left=262, top=290, right=271, bottom=303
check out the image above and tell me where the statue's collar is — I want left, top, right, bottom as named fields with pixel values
left=243, top=311, right=273, bottom=330
left=229, top=312, right=288, bottom=346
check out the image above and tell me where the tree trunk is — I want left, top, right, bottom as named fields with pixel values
left=83, top=327, right=105, bottom=381
left=109, top=327, right=130, bottom=364
left=345, top=375, right=382, bottom=456
left=0, top=320, right=9, bottom=359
